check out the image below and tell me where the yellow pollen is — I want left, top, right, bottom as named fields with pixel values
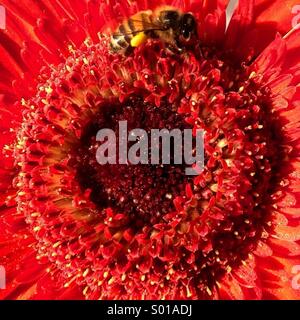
left=206, top=287, right=212, bottom=296
left=45, top=87, right=53, bottom=94
left=68, top=44, right=75, bottom=54
left=53, top=241, right=61, bottom=248
left=210, top=184, right=218, bottom=192
left=225, top=159, right=232, bottom=167
left=83, top=269, right=90, bottom=277
left=217, top=139, right=227, bottom=148
left=84, top=38, right=92, bottom=47
left=169, top=268, right=174, bottom=275
left=64, top=275, right=78, bottom=288
left=3, top=144, right=11, bottom=151
left=83, top=286, right=89, bottom=296
left=130, top=32, right=148, bottom=47
left=186, top=286, right=192, bottom=298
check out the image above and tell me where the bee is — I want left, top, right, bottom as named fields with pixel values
left=110, top=6, right=197, bottom=53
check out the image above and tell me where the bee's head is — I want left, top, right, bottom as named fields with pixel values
left=179, top=13, right=196, bottom=41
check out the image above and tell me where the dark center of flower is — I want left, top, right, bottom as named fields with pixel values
left=74, top=96, right=192, bottom=226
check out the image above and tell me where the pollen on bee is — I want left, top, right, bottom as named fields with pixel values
left=130, top=32, right=148, bottom=48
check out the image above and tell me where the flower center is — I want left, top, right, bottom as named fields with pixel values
left=14, top=37, right=287, bottom=299
left=74, top=96, right=192, bottom=227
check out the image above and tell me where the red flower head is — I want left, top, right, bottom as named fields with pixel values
left=0, top=0, right=299, bottom=300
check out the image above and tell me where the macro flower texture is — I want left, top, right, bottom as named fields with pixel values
left=0, top=0, right=299, bottom=300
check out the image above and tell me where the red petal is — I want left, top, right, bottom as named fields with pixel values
left=225, top=0, right=254, bottom=51
left=255, top=0, right=300, bottom=35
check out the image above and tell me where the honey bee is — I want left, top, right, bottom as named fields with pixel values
left=110, top=6, right=197, bottom=53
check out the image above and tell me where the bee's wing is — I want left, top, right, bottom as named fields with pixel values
left=112, top=19, right=163, bottom=36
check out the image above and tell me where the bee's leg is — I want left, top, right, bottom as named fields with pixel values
left=125, top=45, right=135, bottom=56
left=166, top=44, right=182, bottom=54
left=175, top=38, right=184, bottom=53
left=165, top=38, right=183, bottom=54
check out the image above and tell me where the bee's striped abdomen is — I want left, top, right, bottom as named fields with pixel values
left=110, top=18, right=137, bottom=52
left=110, top=25, right=131, bottom=52
left=128, top=18, right=137, bottom=35
left=110, top=11, right=153, bottom=52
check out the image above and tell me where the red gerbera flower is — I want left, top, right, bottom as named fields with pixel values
left=0, top=0, right=299, bottom=300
